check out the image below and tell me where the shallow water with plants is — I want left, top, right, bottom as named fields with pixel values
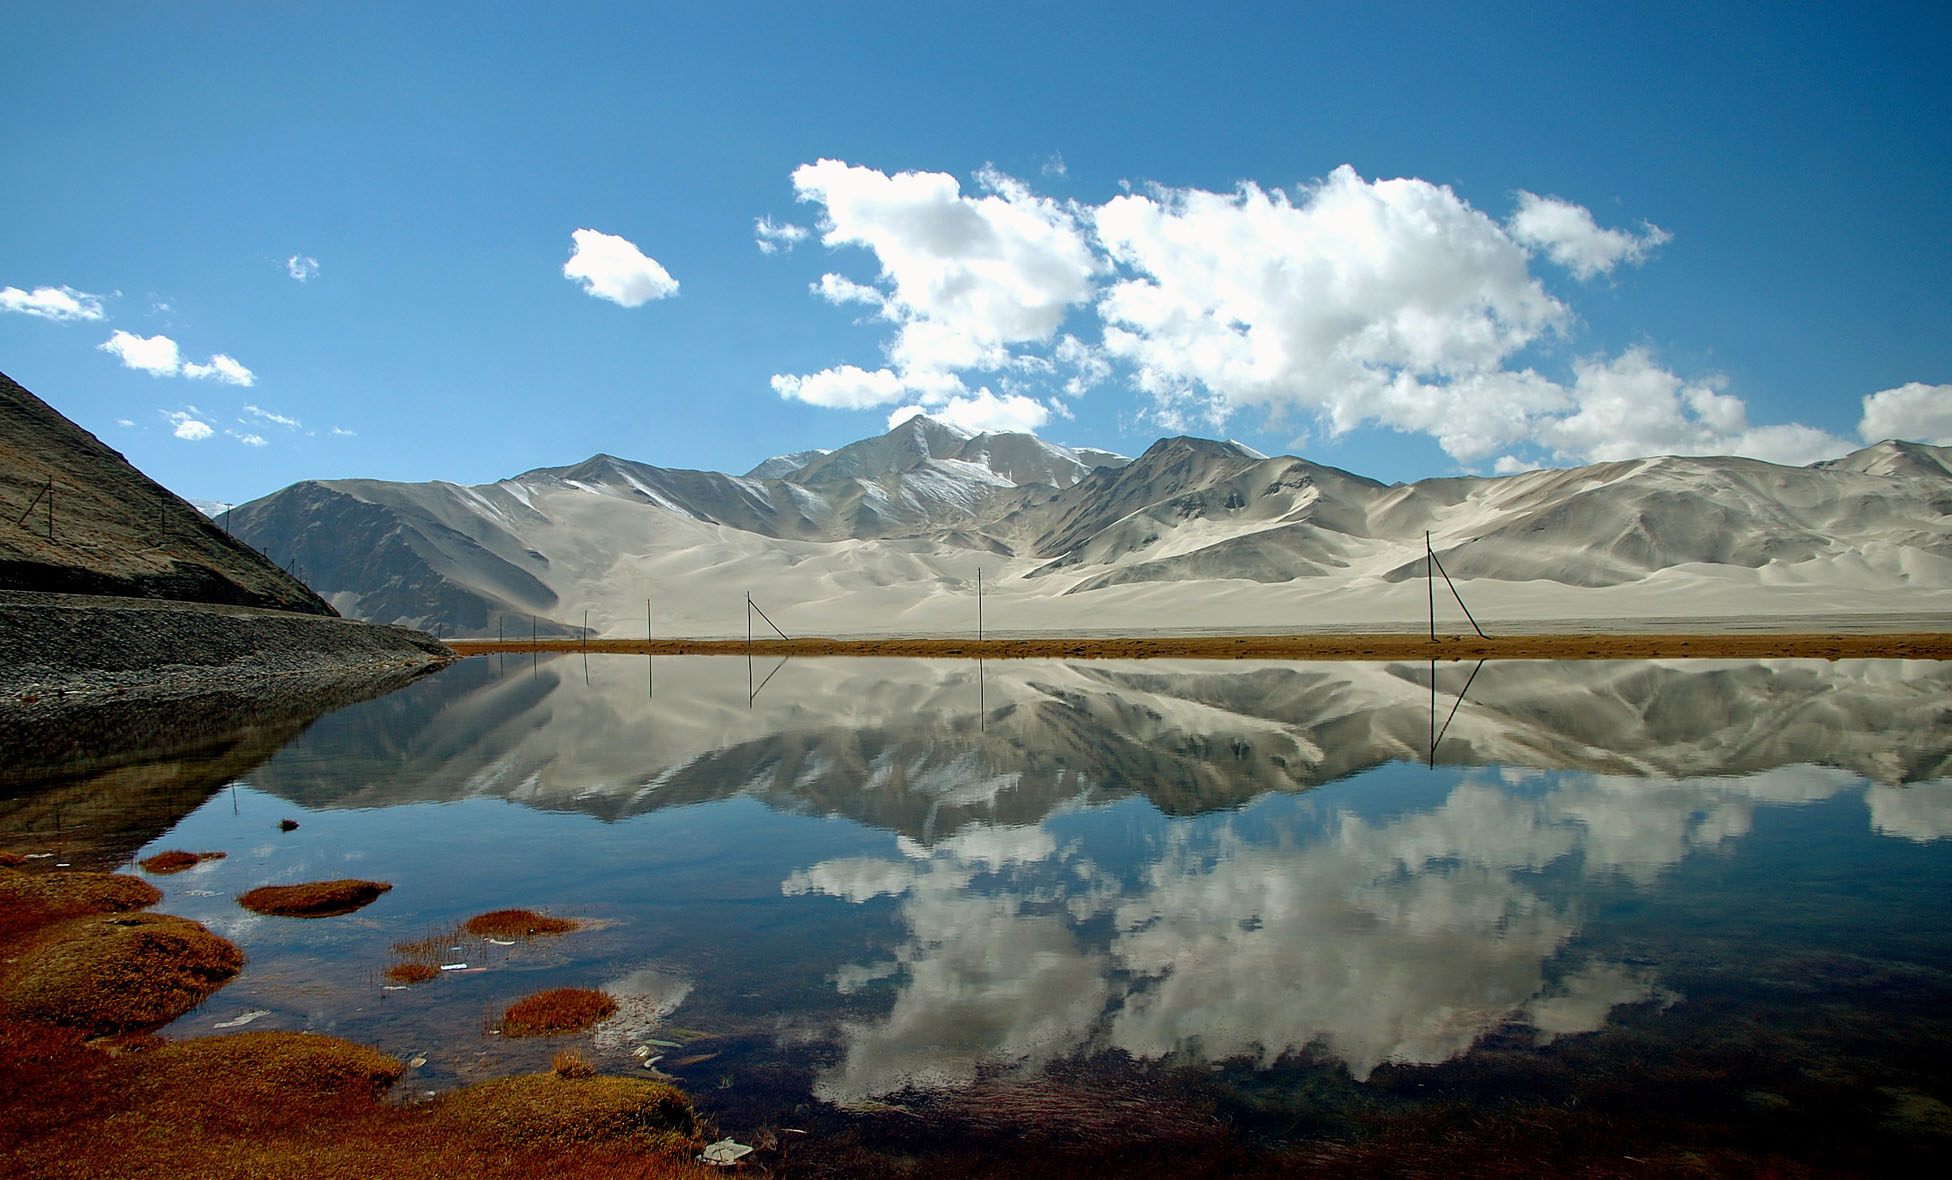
left=8, top=653, right=1952, bottom=1176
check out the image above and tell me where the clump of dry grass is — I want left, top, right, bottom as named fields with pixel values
left=0, top=852, right=29, bottom=868
left=465, top=908, right=580, bottom=939
left=139, top=850, right=227, bottom=874
left=0, top=911, right=244, bottom=1035
left=129, top=1029, right=406, bottom=1110
left=552, top=1048, right=597, bottom=1078
left=501, top=988, right=617, bottom=1037
left=384, top=962, right=441, bottom=985
left=237, top=879, right=392, bottom=918
left=428, top=1073, right=694, bottom=1149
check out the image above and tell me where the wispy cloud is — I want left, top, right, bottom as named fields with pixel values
left=1, top=284, right=107, bottom=322
left=562, top=228, right=678, bottom=306
left=244, top=403, right=300, bottom=429
left=754, top=216, right=811, bottom=255
left=286, top=254, right=319, bottom=282
left=166, top=408, right=214, bottom=441
left=182, top=354, right=255, bottom=386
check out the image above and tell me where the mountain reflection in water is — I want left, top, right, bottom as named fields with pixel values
left=76, top=654, right=1952, bottom=1166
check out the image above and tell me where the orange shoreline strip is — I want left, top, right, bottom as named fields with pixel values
left=445, top=633, right=1952, bottom=662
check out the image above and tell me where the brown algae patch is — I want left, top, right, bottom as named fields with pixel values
left=139, top=850, right=227, bottom=875
left=237, top=879, right=392, bottom=918
left=0, top=910, right=243, bottom=1035
left=501, top=988, right=618, bottom=1036
left=465, top=908, right=580, bottom=939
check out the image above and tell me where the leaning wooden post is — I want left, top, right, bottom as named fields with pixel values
left=1426, top=532, right=1435, bottom=642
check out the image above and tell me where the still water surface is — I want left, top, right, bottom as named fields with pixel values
left=68, top=655, right=1952, bottom=1167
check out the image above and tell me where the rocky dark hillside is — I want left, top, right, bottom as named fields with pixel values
left=0, top=369, right=332, bottom=613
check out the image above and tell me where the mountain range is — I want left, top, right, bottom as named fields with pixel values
left=226, top=414, right=1952, bottom=638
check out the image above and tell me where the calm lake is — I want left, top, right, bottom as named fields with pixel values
left=10, top=654, right=1952, bottom=1175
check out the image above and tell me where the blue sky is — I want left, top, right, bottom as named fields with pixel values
left=3, top=1, right=1948, bottom=506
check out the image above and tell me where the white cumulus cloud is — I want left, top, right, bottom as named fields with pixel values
left=1529, top=348, right=1849, bottom=465
left=784, top=159, right=1099, bottom=404
left=102, top=331, right=256, bottom=386
left=772, top=364, right=911, bottom=409
left=888, top=389, right=1050, bottom=435
left=562, top=228, right=678, bottom=307
left=244, top=404, right=300, bottom=429
left=286, top=254, right=319, bottom=282
left=769, top=160, right=1843, bottom=466
left=101, top=330, right=184, bottom=377
left=1858, top=382, right=1952, bottom=445
left=1093, top=166, right=1566, bottom=442
left=1507, top=191, right=1671, bottom=280
left=1, top=284, right=107, bottom=321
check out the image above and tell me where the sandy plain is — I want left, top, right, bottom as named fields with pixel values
left=448, top=630, right=1952, bottom=662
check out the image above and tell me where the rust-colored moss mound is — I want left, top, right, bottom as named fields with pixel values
left=0, top=911, right=244, bottom=1035
left=237, top=879, right=392, bottom=918
left=130, top=1030, right=405, bottom=1109
left=139, top=850, right=226, bottom=874
left=465, top=908, right=580, bottom=939
left=0, top=1027, right=702, bottom=1179
left=501, top=988, right=617, bottom=1036
left=0, top=870, right=162, bottom=944
left=430, top=1073, right=693, bottom=1148
left=384, top=962, right=440, bottom=985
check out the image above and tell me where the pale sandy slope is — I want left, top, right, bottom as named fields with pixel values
left=511, top=474, right=1952, bottom=641
left=234, top=417, right=1952, bottom=639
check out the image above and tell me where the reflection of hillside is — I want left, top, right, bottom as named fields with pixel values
left=244, top=656, right=1952, bottom=842
left=0, top=665, right=440, bottom=868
